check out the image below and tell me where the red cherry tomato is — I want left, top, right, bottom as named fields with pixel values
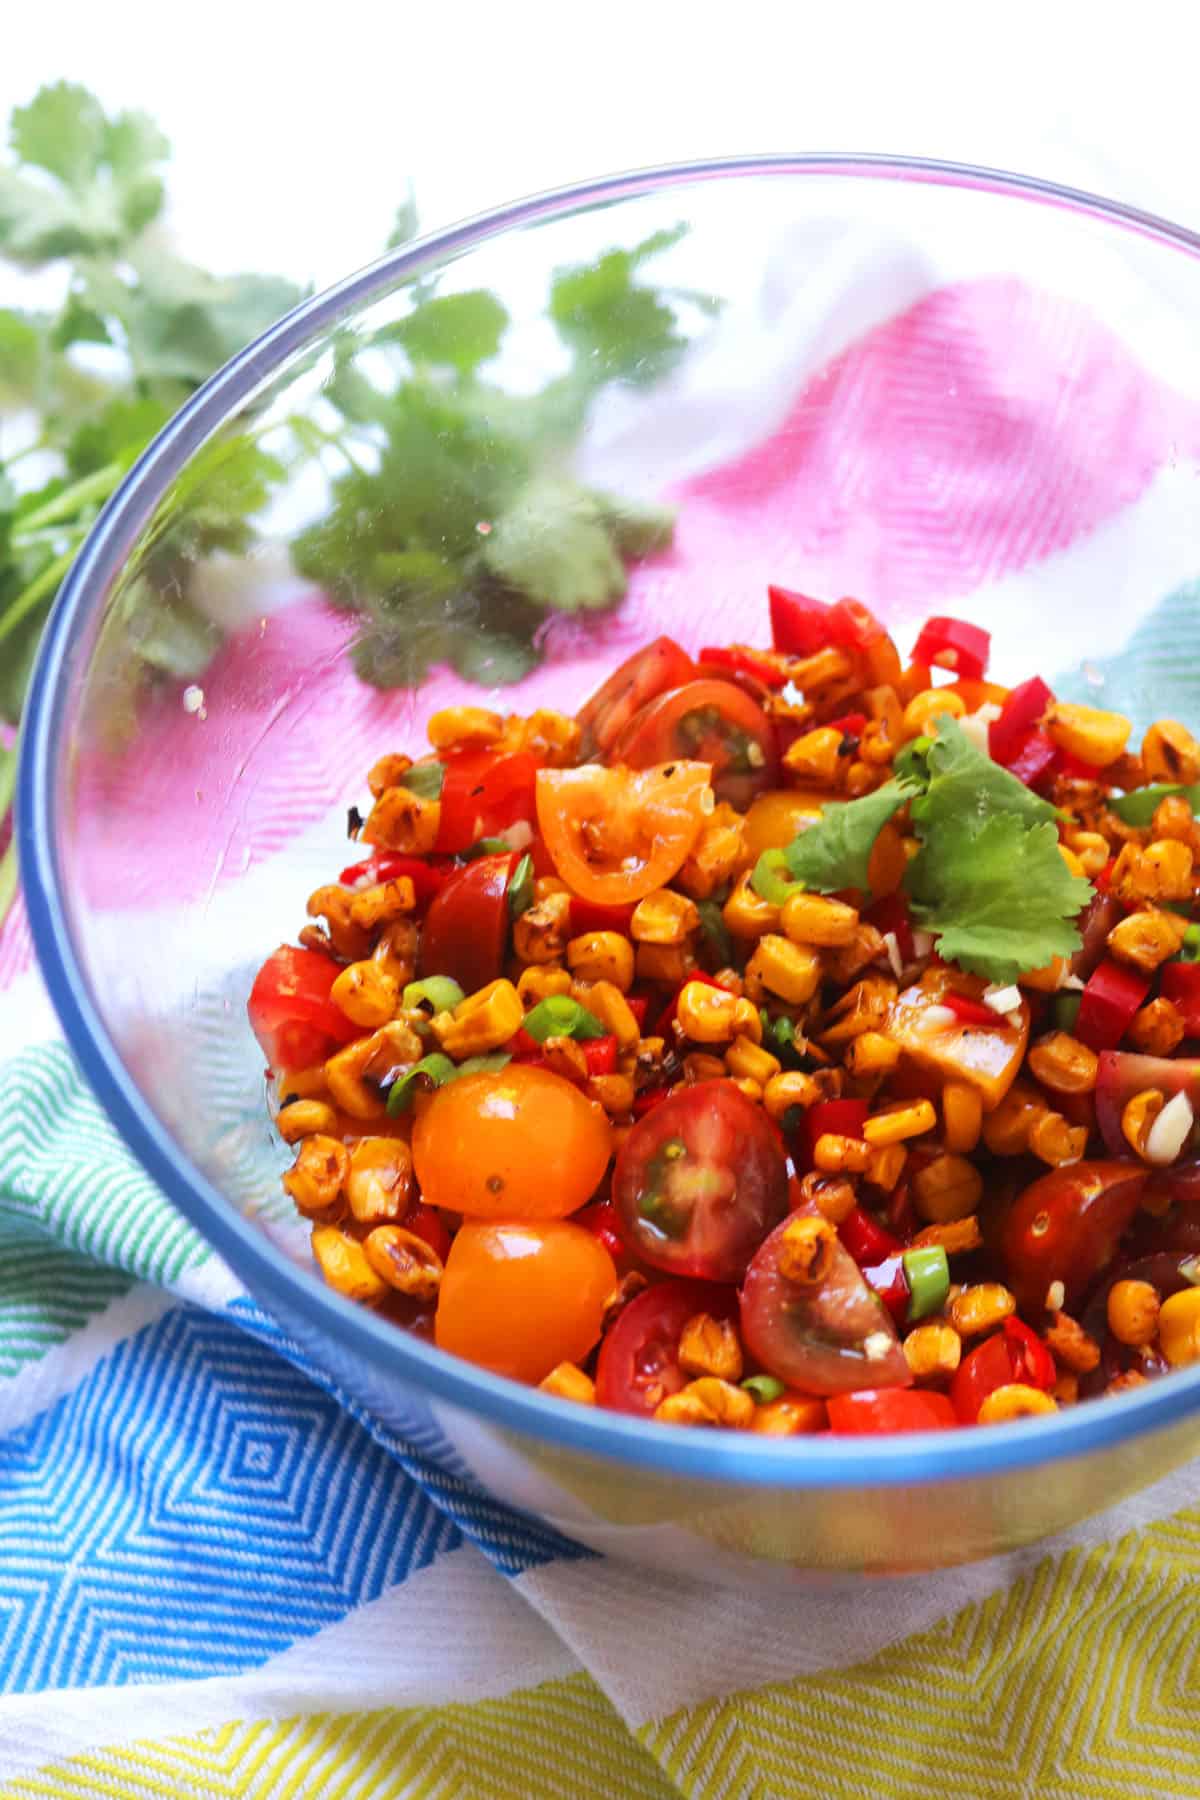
left=1002, top=1316, right=1057, bottom=1389
left=338, top=852, right=452, bottom=910
left=435, top=750, right=538, bottom=855
left=576, top=636, right=697, bottom=759
left=827, top=1388, right=957, bottom=1434
left=247, top=945, right=359, bottom=1071
left=419, top=852, right=517, bottom=992
left=826, top=597, right=886, bottom=651
left=739, top=1211, right=910, bottom=1396
left=595, top=1278, right=736, bottom=1416
left=612, top=679, right=777, bottom=809
left=612, top=1080, right=788, bottom=1282
left=1000, top=1160, right=1148, bottom=1311
left=1094, top=1051, right=1200, bottom=1158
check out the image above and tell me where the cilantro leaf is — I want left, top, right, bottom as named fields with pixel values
left=906, top=814, right=1091, bottom=984
left=782, top=779, right=916, bottom=895
left=548, top=223, right=690, bottom=387
left=379, top=290, right=510, bottom=374
left=480, top=475, right=628, bottom=612
left=909, top=713, right=1057, bottom=834
left=9, top=82, right=108, bottom=189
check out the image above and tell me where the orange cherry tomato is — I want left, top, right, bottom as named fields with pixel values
left=412, top=1065, right=612, bottom=1218
left=742, top=789, right=832, bottom=861
left=436, top=1220, right=617, bottom=1382
left=535, top=761, right=713, bottom=905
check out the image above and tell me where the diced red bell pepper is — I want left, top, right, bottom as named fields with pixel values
left=1094, top=858, right=1116, bottom=895
left=826, top=711, right=868, bottom=738
left=912, top=616, right=991, bottom=681
left=1056, top=750, right=1107, bottom=781
left=583, top=1035, right=618, bottom=1077
left=339, top=852, right=452, bottom=909
left=569, top=897, right=638, bottom=937
left=768, top=585, right=832, bottom=655
left=1075, top=958, right=1151, bottom=1052
left=827, top=597, right=886, bottom=650
left=1003, top=1316, right=1057, bottom=1390
left=800, top=1098, right=869, bottom=1167
left=632, top=1084, right=671, bottom=1118
left=941, top=991, right=1003, bottom=1028
left=1002, top=728, right=1060, bottom=793
left=885, top=1177, right=916, bottom=1236
left=626, top=995, right=650, bottom=1031
left=436, top=749, right=538, bottom=855
left=865, top=893, right=915, bottom=962
left=697, top=645, right=788, bottom=689
left=573, top=1200, right=625, bottom=1261
left=1160, top=962, right=1200, bottom=1036
left=862, top=1254, right=910, bottom=1324
left=988, top=675, right=1055, bottom=766
left=839, top=1204, right=904, bottom=1268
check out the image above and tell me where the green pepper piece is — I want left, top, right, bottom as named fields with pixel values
left=1108, top=781, right=1200, bottom=826
left=398, top=761, right=446, bottom=800
left=1053, top=991, right=1082, bottom=1032
left=741, top=1374, right=786, bottom=1405
left=386, top=1052, right=457, bottom=1115
left=507, top=852, right=535, bottom=919
left=901, top=1244, right=950, bottom=1322
left=523, top=994, right=607, bottom=1043
left=402, top=976, right=466, bottom=1015
left=696, top=898, right=733, bottom=967
left=751, top=847, right=806, bottom=907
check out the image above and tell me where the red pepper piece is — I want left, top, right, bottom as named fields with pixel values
left=339, top=852, right=452, bottom=909
left=865, top=892, right=915, bottom=963
left=1160, top=962, right=1200, bottom=1036
left=839, top=1204, right=904, bottom=1268
left=1075, top=958, right=1151, bottom=1052
left=573, top=1200, right=625, bottom=1261
left=509, top=1027, right=543, bottom=1061
left=1056, top=750, right=1107, bottom=781
left=800, top=1098, right=870, bottom=1168
left=768, top=584, right=832, bottom=655
left=1002, top=728, right=1061, bottom=793
left=583, top=1035, right=618, bottom=1077
left=1003, top=1316, right=1057, bottom=1390
left=632, top=1084, right=671, bottom=1118
left=827, top=597, right=886, bottom=650
left=1094, top=858, right=1116, bottom=895
left=626, top=995, right=650, bottom=1031
left=989, top=675, right=1055, bottom=765
left=912, top=616, right=991, bottom=681
left=941, top=991, right=1002, bottom=1028
left=862, top=1254, right=910, bottom=1325
left=826, top=711, right=869, bottom=738
left=697, top=645, right=788, bottom=689
left=402, top=1202, right=452, bottom=1264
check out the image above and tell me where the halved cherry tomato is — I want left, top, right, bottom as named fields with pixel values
left=613, top=679, right=778, bottom=810
left=696, top=645, right=788, bottom=689
left=436, top=750, right=538, bottom=855
left=436, top=1220, right=616, bottom=1383
left=338, top=851, right=453, bottom=909
left=535, top=762, right=712, bottom=905
left=576, top=636, right=697, bottom=759
left=740, top=1210, right=910, bottom=1395
left=1000, top=1159, right=1147, bottom=1311
left=419, top=852, right=516, bottom=993
left=612, top=1079, right=788, bottom=1282
left=828, top=1388, right=956, bottom=1434
left=827, top=597, right=886, bottom=651
left=595, top=1279, right=737, bottom=1415
left=1002, top=1316, right=1057, bottom=1389
left=247, top=945, right=359, bottom=1071
left=1094, top=1050, right=1200, bottom=1158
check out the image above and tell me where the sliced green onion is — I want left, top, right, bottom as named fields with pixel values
left=386, top=1053, right=457, bottom=1115
left=523, top=994, right=606, bottom=1043
left=456, top=1051, right=513, bottom=1077
left=1178, top=924, right=1200, bottom=965
left=458, top=835, right=513, bottom=861
left=741, top=1374, right=785, bottom=1405
left=751, top=847, right=805, bottom=907
left=902, top=1244, right=950, bottom=1322
left=696, top=898, right=733, bottom=966
left=1180, top=1254, right=1200, bottom=1287
left=770, top=1014, right=796, bottom=1056
left=1053, top=991, right=1082, bottom=1032
left=402, top=976, right=465, bottom=1015
left=1108, top=781, right=1200, bottom=826
left=399, top=761, right=446, bottom=800
left=507, top=852, right=535, bottom=919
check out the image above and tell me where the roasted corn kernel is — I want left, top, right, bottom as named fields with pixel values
left=981, top=1081, right=1048, bottom=1156
left=567, top=930, right=635, bottom=991
left=863, top=1099, right=937, bottom=1147
left=843, top=1031, right=903, bottom=1077
left=1106, top=1279, right=1161, bottom=1348
left=761, top=1070, right=819, bottom=1120
left=813, top=1132, right=872, bottom=1175
left=363, top=1225, right=444, bottom=1299
left=426, top=706, right=503, bottom=749
left=1106, top=908, right=1189, bottom=972
left=678, top=1312, right=744, bottom=1382
left=912, top=1153, right=984, bottom=1223
left=942, top=1081, right=983, bottom=1154
left=793, top=1171, right=858, bottom=1224
left=749, top=1396, right=828, bottom=1435
left=579, top=979, right=641, bottom=1050
left=1044, top=702, right=1131, bottom=766
left=331, top=960, right=400, bottom=1029
left=513, top=892, right=572, bottom=965
left=901, top=687, right=966, bottom=740
left=276, top=1098, right=337, bottom=1144
left=588, top=1073, right=636, bottom=1115
left=345, top=1137, right=415, bottom=1225
left=745, top=934, right=822, bottom=1005
left=636, top=943, right=696, bottom=986
left=950, top=1283, right=1017, bottom=1337
left=1158, top=1288, right=1200, bottom=1367
left=517, top=964, right=573, bottom=1008
left=1027, top=1110, right=1088, bottom=1168
left=725, top=1036, right=782, bottom=1086
left=722, top=871, right=781, bottom=940
left=311, top=1225, right=389, bottom=1304
left=903, top=1321, right=962, bottom=1380
left=654, top=1378, right=756, bottom=1428
left=348, top=877, right=417, bottom=931
left=780, top=891, right=860, bottom=948
left=283, top=1134, right=349, bottom=1217
left=1142, top=718, right=1200, bottom=785
left=434, top=979, right=524, bottom=1058
left=676, top=980, right=738, bottom=1043
left=1043, top=1310, right=1101, bottom=1373
left=1026, top=1032, right=1099, bottom=1096
left=1140, top=838, right=1195, bottom=902
left=631, top=888, right=700, bottom=946
left=863, top=1143, right=907, bottom=1193
left=361, top=786, right=441, bottom=854
left=539, top=1363, right=596, bottom=1404
left=977, top=1384, right=1057, bottom=1423
left=783, top=726, right=844, bottom=785
left=1122, top=1088, right=1165, bottom=1160
left=1127, top=996, right=1186, bottom=1057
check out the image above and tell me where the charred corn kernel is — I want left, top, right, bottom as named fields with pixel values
left=843, top=1031, right=902, bottom=1077
left=1027, top=1110, right=1088, bottom=1167
left=730, top=997, right=763, bottom=1043
left=863, top=1099, right=936, bottom=1147
left=1044, top=701, right=1131, bottom=765
left=361, top=785, right=441, bottom=854
left=283, top=1134, right=349, bottom=1217
left=310, top=1226, right=389, bottom=1306
left=1053, top=1371, right=1080, bottom=1406
left=1106, top=1279, right=1162, bottom=1348
left=950, top=1283, right=1017, bottom=1337
left=435, top=979, right=524, bottom=1058
left=514, top=892, right=573, bottom=967
left=762, top=1070, right=820, bottom=1121
left=631, top=888, right=700, bottom=946
left=543, top=1037, right=591, bottom=1083
left=1122, top=1088, right=1164, bottom=1159
left=814, top=1132, right=872, bottom=1175
left=1107, top=1369, right=1149, bottom=1397
left=277, top=1065, right=331, bottom=1102
left=517, top=964, right=573, bottom=1008
left=746, top=934, right=822, bottom=1006
left=901, top=687, right=966, bottom=740
left=1020, top=956, right=1069, bottom=995
left=372, top=919, right=418, bottom=988
left=981, top=1081, right=1048, bottom=1156
left=682, top=1052, right=728, bottom=1083
left=345, top=1137, right=415, bottom=1225
left=732, top=1077, right=764, bottom=1104
left=676, top=980, right=738, bottom=1043
left=636, top=942, right=696, bottom=986
left=726, top=1036, right=781, bottom=1086
left=323, top=1037, right=390, bottom=1121
left=305, top=884, right=373, bottom=961
left=1107, top=907, right=1189, bottom=972
left=678, top=1312, right=744, bottom=1382
left=654, top=1377, right=756, bottom=1428
left=676, top=814, right=747, bottom=900
left=331, top=960, right=399, bottom=1029
left=1027, top=1031, right=1099, bottom=1095
left=1107, top=842, right=1148, bottom=908
left=781, top=891, right=860, bottom=948
left=363, top=1224, right=444, bottom=1299
left=426, top=705, right=503, bottom=750
left=864, top=1143, right=907, bottom=1193
left=793, top=1171, right=858, bottom=1224
left=844, top=761, right=880, bottom=797
left=1141, top=838, right=1195, bottom=901
left=1152, top=795, right=1197, bottom=844
left=588, top=1073, right=635, bottom=1115
left=778, top=1215, right=840, bottom=1284
left=910, top=1215, right=983, bottom=1256
left=367, top=752, right=412, bottom=797
left=579, top=979, right=640, bottom=1050
left=348, top=877, right=417, bottom=931
left=539, top=1362, right=596, bottom=1404
left=1158, top=1288, right=1200, bottom=1367
left=1142, top=718, right=1200, bottom=785
left=1128, top=996, right=1186, bottom=1057
left=783, top=726, right=843, bottom=784
left=522, top=709, right=583, bottom=767
left=1063, top=828, right=1113, bottom=876
left=903, top=1321, right=962, bottom=1380
left=750, top=1395, right=828, bottom=1435
left=820, top=976, right=896, bottom=1046
left=1056, top=843, right=1087, bottom=880
left=1043, top=1310, right=1101, bottom=1372
left=978, top=1384, right=1058, bottom=1423
left=276, top=1099, right=337, bottom=1144
left=859, top=720, right=898, bottom=768
left=722, top=870, right=781, bottom=940
left=913, top=1153, right=983, bottom=1223
left=533, top=875, right=571, bottom=900
left=567, top=931, right=635, bottom=992
left=787, top=646, right=854, bottom=693
left=942, top=1081, right=984, bottom=1154
left=863, top=682, right=903, bottom=732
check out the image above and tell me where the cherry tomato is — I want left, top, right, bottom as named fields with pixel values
left=576, top=636, right=697, bottom=759
left=1000, top=1160, right=1147, bottom=1311
left=742, top=789, right=832, bottom=861
left=247, top=944, right=359, bottom=1071
left=1002, top=1316, right=1057, bottom=1389
left=612, top=679, right=777, bottom=809
left=739, top=1211, right=910, bottom=1395
left=951, top=1333, right=1022, bottom=1423
left=436, top=1220, right=616, bottom=1383
left=413, top=1064, right=612, bottom=1219
left=1094, top=1051, right=1200, bottom=1159
left=594, top=1278, right=736, bottom=1415
left=436, top=750, right=538, bottom=855
left=612, top=1080, right=788, bottom=1281
left=536, top=761, right=712, bottom=905
left=419, top=852, right=516, bottom=993
left=827, top=1388, right=957, bottom=1434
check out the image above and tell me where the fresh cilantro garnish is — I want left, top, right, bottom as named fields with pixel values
left=782, top=778, right=917, bottom=894
left=908, top=714, right=1057, bottom=834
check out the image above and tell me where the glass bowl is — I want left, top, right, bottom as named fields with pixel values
left=19, top=156, right=1200, bottom=1578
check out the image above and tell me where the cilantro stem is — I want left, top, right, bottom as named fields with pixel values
left=0, top=547, right=76, bottom=647
left=13, top=460, right=125, bottom=538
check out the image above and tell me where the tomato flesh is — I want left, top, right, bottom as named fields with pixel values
left=419, top=852, right=516, bottom=993
left=576, top=636, right=697, bottom=759
left=828, top=1389, right=956, bottom=1434
left=436, top=1220, right=616, bottom=1383
left=536, top=761, right=712, bottom=905
left=595, top=1278, right=736, bottom=1415
left=951, top=1322, right=1055, bottom=1423
left=247, top=945, right=359, bottom=1071
left=1000, top=1159, right=1147, bottom=1311
left=1095, top=1051, right=1200, bottom=1159
left=612, top=679, right=777, bottom=809
left=436, top=750, right=538, bottom=855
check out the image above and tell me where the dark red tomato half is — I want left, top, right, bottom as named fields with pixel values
left=612, top=1079, right=789, bottom=1282
left=612, top=679, right=778, bottom=809
left=419, top=852, right=517, bottom=993
left=1000, top=1159, right=1147, bottom=1312
left=576, top=636, right=697, bottom=760
left=828, top=1388, right=957, bottom=1434
left=595, top=1278, right=737, bottom=1416
left=1094, top=1051, right=1200, bottom=1159
left=435, top=750, right=538, bottom=855
left=739, top=1210, right=910, bottom=1396
left=247, top=945, right=359, bottom=1071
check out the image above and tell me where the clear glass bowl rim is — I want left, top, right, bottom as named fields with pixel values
left=19, top=151, right=1200, bottom=1488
